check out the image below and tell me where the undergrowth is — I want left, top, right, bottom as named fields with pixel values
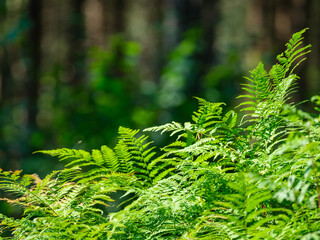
left=1, top=28, right=320, bottom=239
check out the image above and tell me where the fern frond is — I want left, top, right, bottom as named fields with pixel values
left=275, top=28, right=311, bottom=78
left=113, top=141, right=134, bottom=175
left=36, top=148, right=91, bottom=164
left=238, top=29, right=311, bottom=122
left=117, top=126, right=174, bottom=185
left=192, top=97, right=225, bottom=131
left=213, top=173, right=292, bottom=239
left=171, top=137, right=217, bottom=156
left=145, top=98, right=226, bottom=145
left=144, top=121, right=185, bottom=135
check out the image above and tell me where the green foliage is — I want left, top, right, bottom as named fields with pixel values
left=1, top=29, right=320, bottom=239
left=238, top=28, right=311, bottom=122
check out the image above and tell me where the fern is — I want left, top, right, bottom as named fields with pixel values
left=0, top=168, right=122, bottom=239
left=1, top=29, right=319, bottom=240
left=37, top=126, right=173, bottom=187
left=145, top=98, right=225, bottom=142
left=238, top=28, right=311, bottom=122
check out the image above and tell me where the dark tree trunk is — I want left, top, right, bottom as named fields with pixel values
left=199, top=0, right=218, bottom=67
left=101, top=0, right=126, bottom=43
left=262, top=0, right=276, bottom=47
left=173, top=0, right=218, bottom=95
left=305, top=0, right=320, bottom=65
left=67, top=0, right=86, bottom=85
left=26, top=0, right=42, bottom=134
left=0, top=49, right=13, bottom=102
left=290, top=0, right=309, bottom=101
left=113, top=0, right=126, bottom=32
left=0, top=0, right=12, bottom=102
left=174, top=0, right=202, bottom=39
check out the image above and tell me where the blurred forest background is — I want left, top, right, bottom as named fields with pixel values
left=0, top=0, right=320, bottom=177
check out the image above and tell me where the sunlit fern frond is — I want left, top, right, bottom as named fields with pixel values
left=211, top=173, right=293, bottom=239
left=145, top=98, right=226, bottom=143
left=192, top=97, right=225, bottom=132
left=0, top=170, right=60, bottom=212
left=273, top=28, right=311, bottom=80
left=36, top=148, right=92, bottom=168
left=37, top=127, right=172, bottom=186
left=117, top=126, right=174, bottom=185
left=238, top=62, right=272, bottom=117
left=108, top=173, right=204, bottom=239
left=238, top=29, right=311, bottom=122
left=0, top=168, right=123, bottom=239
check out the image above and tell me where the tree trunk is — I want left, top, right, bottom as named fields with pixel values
left=26, top=0, right=42, bottom=134
left=173, top=0, right=218, bottom=95
left=0, top=0, right=13, bottom=102
left=67, top=0, right=86, bottom=85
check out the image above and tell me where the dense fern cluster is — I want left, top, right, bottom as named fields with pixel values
left=1, top=29, right=320, bottom=239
